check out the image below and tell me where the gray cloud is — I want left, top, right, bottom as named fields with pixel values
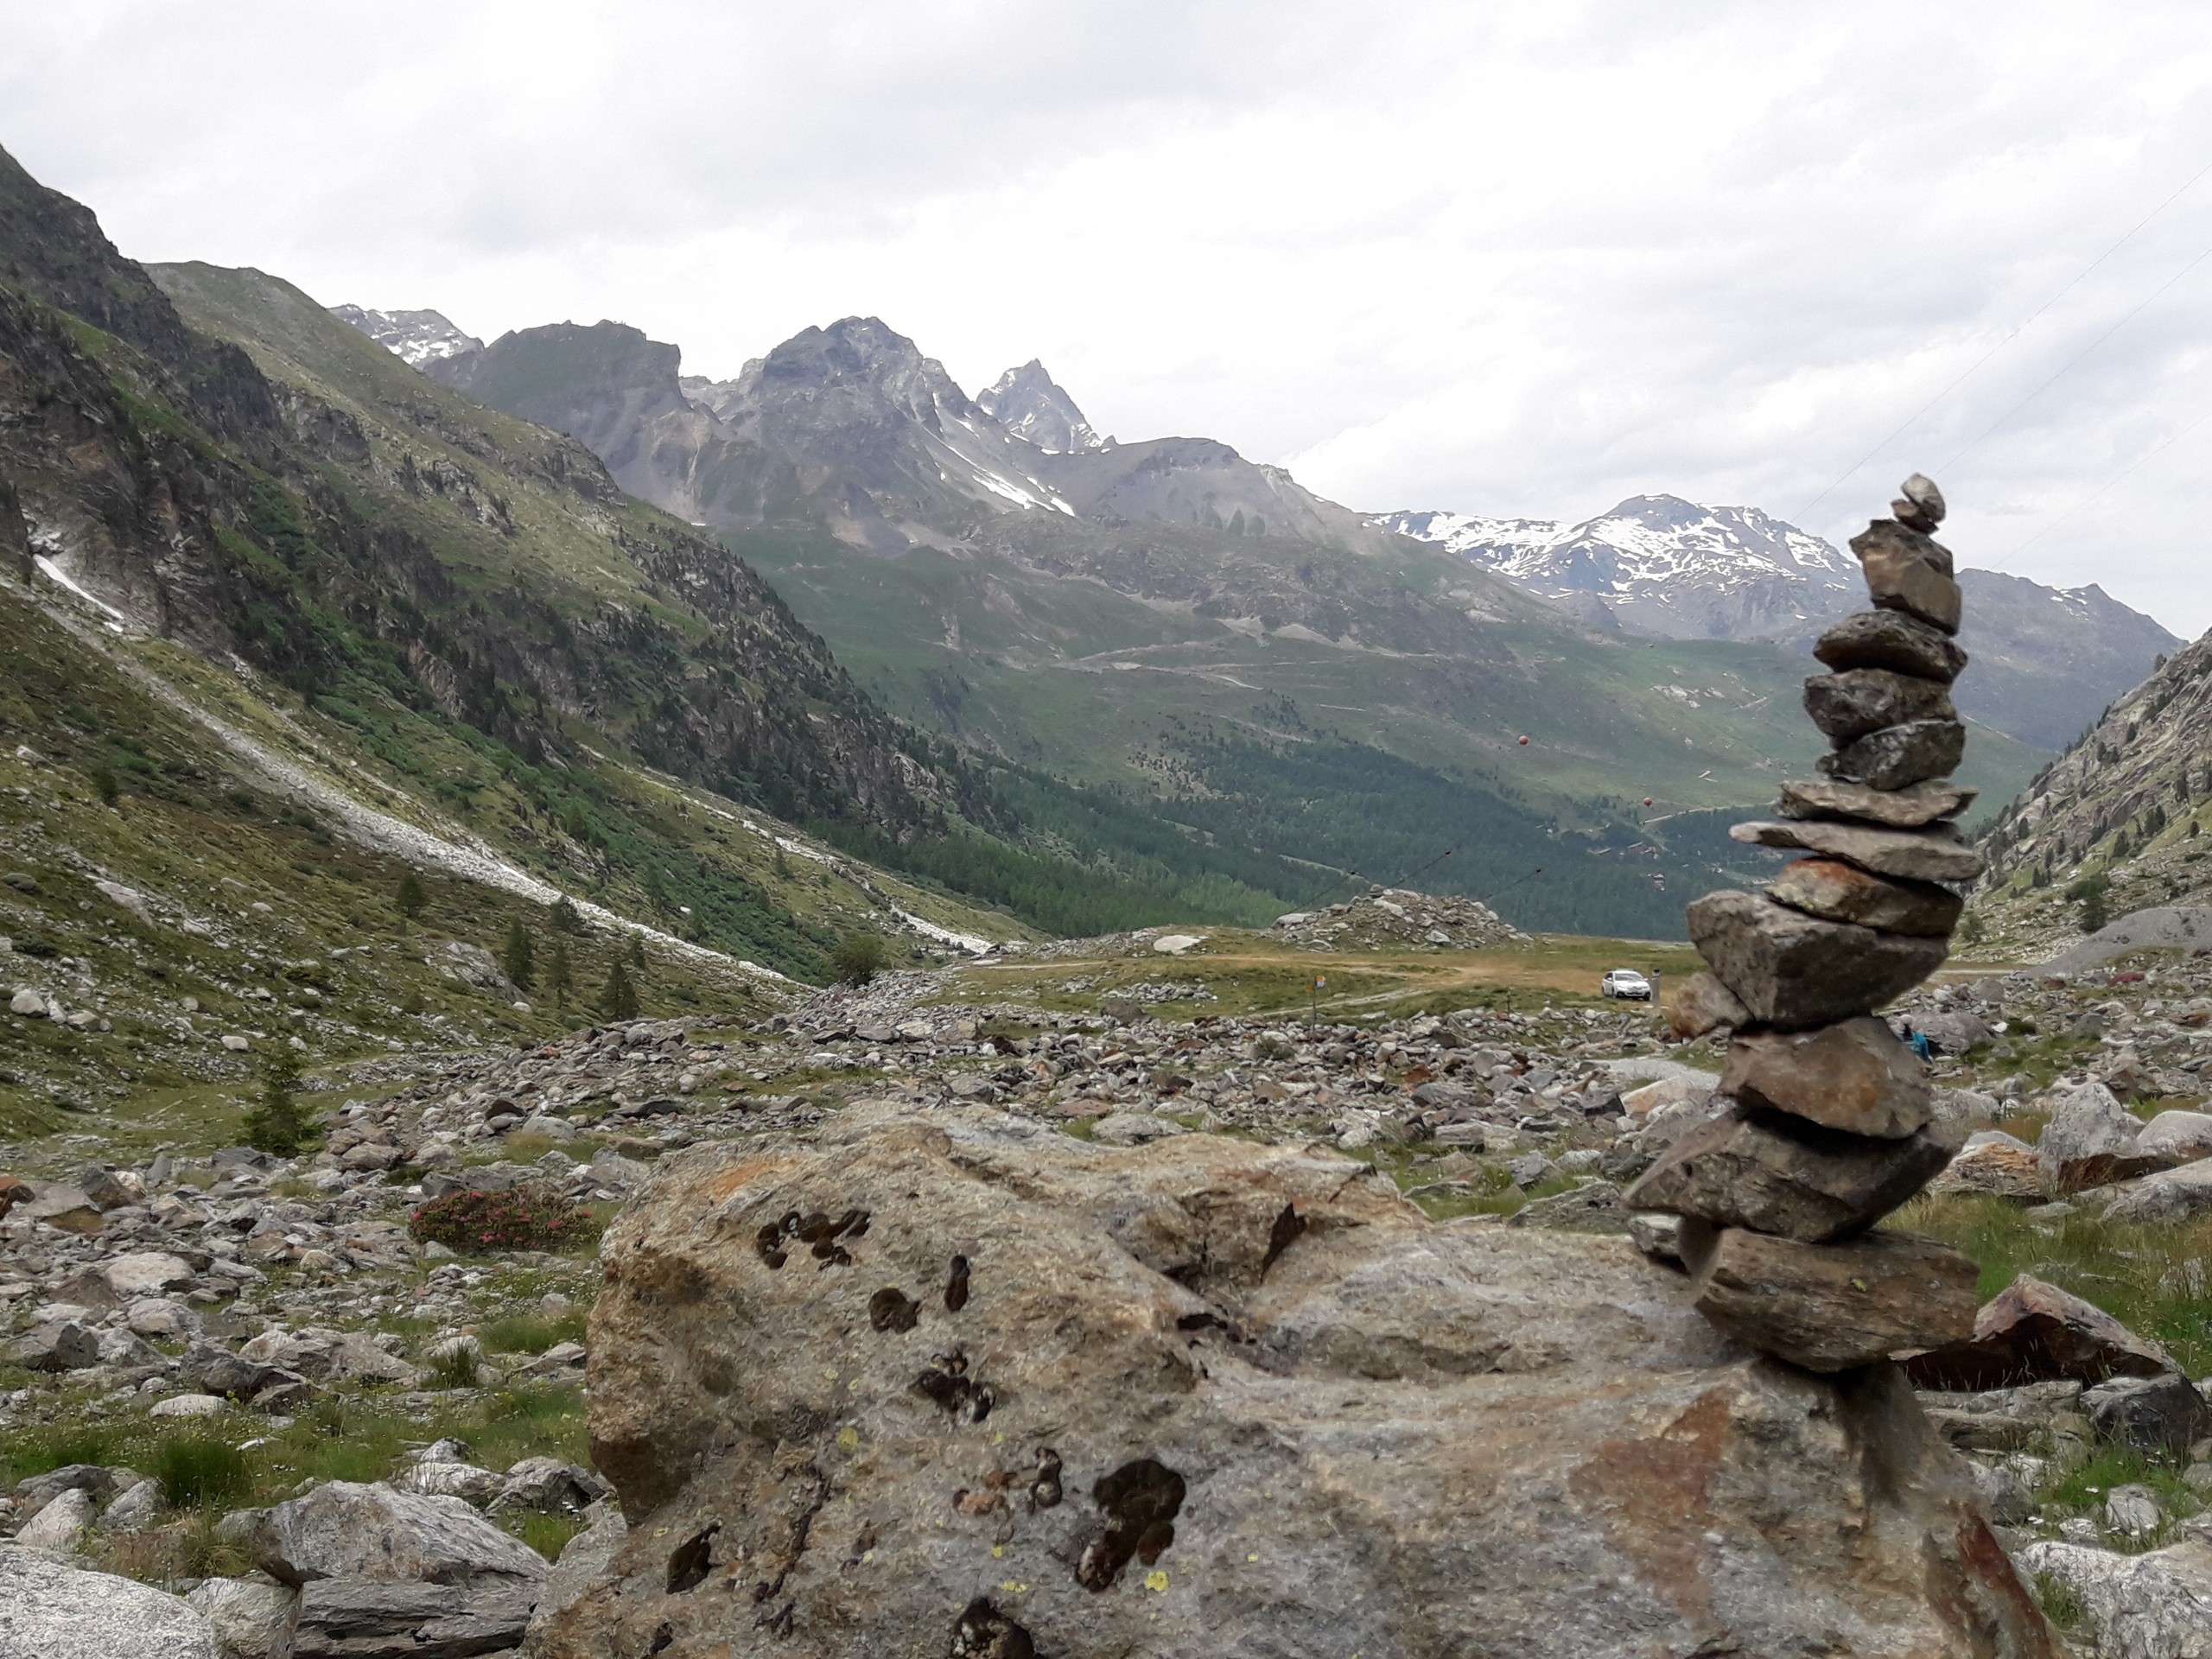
left=9, top=1, right=2212, bottom=628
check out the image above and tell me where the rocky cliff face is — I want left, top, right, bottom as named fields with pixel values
left=550, top=1100, right=2056, bottom=1658
left=409, top=312, right=1390, bottom=554
left=0, top=143, right=950, bottom=846
left=976, top=359, right=1103, bottom=453
left=1970, top=623, right=2212, bottom=956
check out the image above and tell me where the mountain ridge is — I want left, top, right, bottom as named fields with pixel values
left=1382, top=493, right=2182, bottom=753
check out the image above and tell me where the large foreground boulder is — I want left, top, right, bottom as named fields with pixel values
left=540, top=1103, right=2056, bottom=1659
left=0, top=1545, right=219, bottom=1657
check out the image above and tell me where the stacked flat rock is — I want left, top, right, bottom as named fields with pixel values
left=1629, top=475, right=1983, bottom=1372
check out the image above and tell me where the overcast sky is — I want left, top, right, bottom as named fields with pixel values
left=10, top=1, right=2212, bottom=631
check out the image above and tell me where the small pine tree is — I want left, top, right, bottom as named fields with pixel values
left=550, top=897, right=584, bottom=934
left=628, top=935, right=647, bottom=969
left=544, top=939, right=574, bottom=1009
left=599, top=959, right=641, bottom=1020
left=501, top=917, right=536, bottom=990
left=396, top=872, right=427, bottom=926
left=243, top=1046, right=311, bottom=1155
left=90, top=765, right=120, bottom=807
left=773, top=848, right=792, bottom=880
left=2081, top=887, right=2109, bottom=934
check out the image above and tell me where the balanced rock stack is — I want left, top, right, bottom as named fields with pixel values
left=1627, top=474, right=1986, bottom=1372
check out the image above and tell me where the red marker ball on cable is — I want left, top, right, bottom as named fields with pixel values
left=1517, top=734, right=1529, bottom=746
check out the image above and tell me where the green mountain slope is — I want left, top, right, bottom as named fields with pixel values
left=733, top=519, right=2045, bottom=933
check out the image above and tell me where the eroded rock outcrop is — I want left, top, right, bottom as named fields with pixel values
left=537, top=1102, right=2056, bottom=1658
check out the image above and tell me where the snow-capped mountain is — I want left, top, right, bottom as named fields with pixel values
left=976, top=359, right=1104, bottom=453
left=1376, top=496, right=1858, bottom=644
left=330, top=305, right=483, bottom=366
left=1380, top=493, right=2183, bottom=752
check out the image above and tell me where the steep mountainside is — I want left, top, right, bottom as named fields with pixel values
left=1969, top=627, right=2212, bottom=958
left=0, top=144, right=1050, bottom=1022
left=1383, top=496, right=2180, bottom=753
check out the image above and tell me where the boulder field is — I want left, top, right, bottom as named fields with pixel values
left=539, top=1100, right=2056, bottom=1657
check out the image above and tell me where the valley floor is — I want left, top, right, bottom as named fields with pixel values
left=3, top=919, right=2211, bottom=1653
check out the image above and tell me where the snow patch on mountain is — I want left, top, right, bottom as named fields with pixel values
left=1376, top=495, right=1858, bottom=644
left=331, top=305, right=485, bottom=367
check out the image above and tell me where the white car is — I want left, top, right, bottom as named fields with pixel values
left=1600, top=969, right=1652, bottom=1001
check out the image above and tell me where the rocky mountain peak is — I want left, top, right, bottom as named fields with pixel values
left=977, top=359, right=1105, bottom=453
left=330, top=305, right=484, bottom=367
left=723, top=314, right=978, bottom=437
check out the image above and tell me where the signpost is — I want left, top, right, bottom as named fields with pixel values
left=1309, top=973, right=1326, bottom=1029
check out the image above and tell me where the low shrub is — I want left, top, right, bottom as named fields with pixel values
left=409, top=1185, right=597, bottom=1253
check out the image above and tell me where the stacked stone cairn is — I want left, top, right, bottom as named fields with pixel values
left=1625, top=474, right=1986, bottom=1372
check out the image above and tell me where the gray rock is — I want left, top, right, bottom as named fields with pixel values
left=182, top=1578, right=298, bottom=1659
left=1090, top=1112, right=1187, bottom=1146
left=95, top=1478, right=167, bottom=1535
left=1503, top=1181, right=1627, bottom=1234
left=2084, top=1373, right=2212, bottom=1463
left=565, top=1101, right=2056, bottom=1657
left=1802, top=669, right=1956, bottom=743
left=1965, top=1459, right=2037, bottom=1525
left=1687, top=1224, right=1980, bottom=1372
left=1769, top=856, right=1962, bottom=937
left=1730, top=818, right=1985, bottom=884
left=1813, top=607, right=1967, bottom=683
left=390, top=1460, right=501, bottom=1505
left=521, top=1504, right=626, bottom=1652
left=1624, top=1108, right=1953, bottom=1243
left=2039, top=1080, right=2165, bottom=1192
left=1720, top=1017, right=1932, bottom=1138
left=251, top=1481, right=549, bottom=1588
left=1505, top=1150, right=1554, bottom=1188
left=0, top=1546, right=219, bottom=1657
left=2014, top=1539, right=2212, bottom=1659
left=1687, top=890, right=1948, bottom=1029
left=16, top=1485, right=97, bottom=1550
left=289, top=1576, right=536, bottom=1658
left=1900, top=473, right=1946, bottom=524
left=1850, top=518, right=1961, bottom=632
left=1774, top=774, right=1975, bottom=827
left=94, top=1325, right=166, bottom=1369
left=13, top=1465, right=123, bottom=1516
left=1818, top=718, right=1967, bottom=791
left=2106, top=1483, right=2164, bottom=1537
left=2138, top=1110, right=2212, bottom=1163
left=7, top=1319, right=100, bottom=1371
left=2106, top=1160, right=2212, bottom=1225
left=489, top=1457, right=607, bottom=1515
left=1627, top=1211, right=1684, bottom=1264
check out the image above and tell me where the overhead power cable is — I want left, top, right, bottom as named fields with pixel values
left=1796, top=153, right=2212, bottom=520
left=1939, top=237, right=2212, bottom=472
left=2005, top=403, right=2212, bottom=559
